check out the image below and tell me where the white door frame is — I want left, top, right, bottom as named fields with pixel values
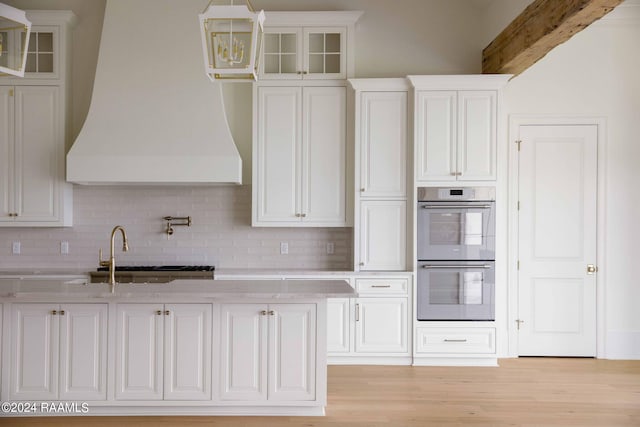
left=507, top=116, right=607, bottom=358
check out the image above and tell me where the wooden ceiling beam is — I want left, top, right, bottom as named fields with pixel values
left=482, top=0, right=623, bottom=76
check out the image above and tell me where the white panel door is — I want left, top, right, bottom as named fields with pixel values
left=0, top=87, right=13, bottom=220
left=355, top=298, right=408, bottom=353
left=115, top=304, right=164, bottom=400
left=268, top=304, right=316, bottom=401
left=14, top=86, right=59, bottom=222
left=59, top=304, right=107, bottom=400
left=415, top=91, right=456, bottom=181
left=458, top=91, right=496, bottom=180
left=517, top=125, right=597, bottom=356
left=301, top=86, right=346, bottom=224
left=256, top=86, right=301, bottom=223
left=11, top=304, right=59, bottom=400
left=164, top=304, right=212, bottom=400
left=327, top=298, right=350, bottom=353
left=359, top=200, right=407, bottom=271
left=220, top=304, right=267, bottom=401
left=360, top=91, right=407, bottom=198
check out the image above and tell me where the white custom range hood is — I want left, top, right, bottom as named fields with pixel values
left=67, top=0, right=242, bottom=185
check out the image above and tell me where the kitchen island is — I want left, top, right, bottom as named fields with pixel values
left=0, top=278, right=356, bottom=416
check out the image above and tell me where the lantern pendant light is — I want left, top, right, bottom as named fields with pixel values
left=199, top=0, right=265, bottom=82
left=0, top=3, right=32, bottom=77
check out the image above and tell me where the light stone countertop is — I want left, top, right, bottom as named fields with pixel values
left=0, top=278, right=357, bottom=300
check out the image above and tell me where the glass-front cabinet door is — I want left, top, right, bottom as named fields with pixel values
left=259, top=26, right=345, bottom=80
left=261, top=27, right=301, bottom=79
left=303, top=28, right=345, bottom=79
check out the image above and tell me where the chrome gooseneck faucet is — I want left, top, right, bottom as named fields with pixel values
left=99, top=225, right=129, bottom=293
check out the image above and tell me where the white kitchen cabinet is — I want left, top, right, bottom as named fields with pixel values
left=220, top=303, right=316, bottom=402
left=359, top=200, right=407, bottom=271
left=355, top=297, right=408, bottom=354
left=253, top=85, right=346, bottom=226
left=0, top=12, right=75, bottom=227
left=10, top=303, right=107, bottom=401
left=115, top=303, right=212, bottom=401
left=0, top=86, right=71, bottom=225
left=357, top=91, right=407, bottom=198
left=259, top=12, right=361, bottom=80
left=415, top=90, right=496, bottom=181
left=327, top=276, right=412, bottom=364
left=410, top=75, right=510, bottom=183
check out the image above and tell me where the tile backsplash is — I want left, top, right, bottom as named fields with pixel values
left=0, top=185, right=352, bottom=271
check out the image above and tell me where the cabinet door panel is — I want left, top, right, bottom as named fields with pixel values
left=355, top=298, right=408, bottom=353
left=360, top=91, right=407, bottom=197
left=416, top=91, right=456, bottom=181
left=256, top=86, right=301, bottom=223
left=327, top=298, right=350, bottom=353
left=0, top=87, right=13, bottom=220
left=14, top=86, right=59, bottom=221
left=59, top=304, right=107, bottom=400
left=11, top=304, right=59, bottom=400
left=115, top=304, right=164, bottom=400
left=303, top=27, right=346, bottom=79
left=260, top=28, right=303, bottom=80
left=164, top=304, right=212, bottom=401
left=360, top=200, right=407, bottom=271
left=269, top=304, right=316, bottom=401
left=458, top=91, right=496, bottom=180
left=220, top=304, right=267, bottom=401
left=301, top=86, right=346, bottom=224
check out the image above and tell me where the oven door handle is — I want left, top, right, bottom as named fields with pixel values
left=421, top=204, right=493, bottom=209
left=421, top=264, right=492, bottom=269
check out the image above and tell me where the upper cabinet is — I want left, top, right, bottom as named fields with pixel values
left=259, top=12, right=362, bottom=80
left=0, top=11, right=75, bottom=227
left=409, top=75, right=510, bottom=183
left=252, top=85, right=347, bottom=226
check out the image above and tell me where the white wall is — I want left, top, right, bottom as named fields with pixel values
left=495, top=1, right=640, bottom=358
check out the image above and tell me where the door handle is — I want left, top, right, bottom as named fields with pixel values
left=587, top=264, right=598, bottom=274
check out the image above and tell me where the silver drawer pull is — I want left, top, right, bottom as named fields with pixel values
left=422, top=264, right=491, bottom=269
left=443, top=339, right=467, bottom=343
left=371, top=285, right=391, bottom=288
left=422, top=205, right=492, bottom=209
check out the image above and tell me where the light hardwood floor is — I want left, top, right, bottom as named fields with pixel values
left=2, top=358, right=639, bottom=426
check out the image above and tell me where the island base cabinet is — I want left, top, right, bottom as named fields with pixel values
left=220, top=303, right=317, bottom=402
left=115, top=303, right=212, bottom=401
left=10, top=303, right=107, bottom=401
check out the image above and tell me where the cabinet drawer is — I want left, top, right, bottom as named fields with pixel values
left=416, top=327, right=495, bottom=354
left=355, top=278, right=408, bottom=295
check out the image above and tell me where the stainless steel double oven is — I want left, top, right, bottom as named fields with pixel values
left=416, top=187, right=496, bottom=320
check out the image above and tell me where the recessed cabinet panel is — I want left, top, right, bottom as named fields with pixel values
left=327, top=298, right=350, bottom=353
left=164, top=304, right=212, bottom=401
left=0, top=87, right=12, bottom=219
left=11, top=304, right=59, bottom=400
left=416, top=91, right=457, bottom=181
left=220, top=304, right=267, bottom=401
left=116, top=304, right=164, bottom=400
left=15, top=86, right=59, bottom=222
left=458, top=91, right=496, bottom=180
left=360, top=200, right=407, bottom=271
left=256, top=87, right=300, bottom=223
left=360, top=91, right=407, bottom=198
left=269, top=304, right=316, bottom=401
left=302, top=86, right=346, bottom=224
left=59, top=304, right=108, bottom=400
left=355, top=298, right=408, bottom=353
